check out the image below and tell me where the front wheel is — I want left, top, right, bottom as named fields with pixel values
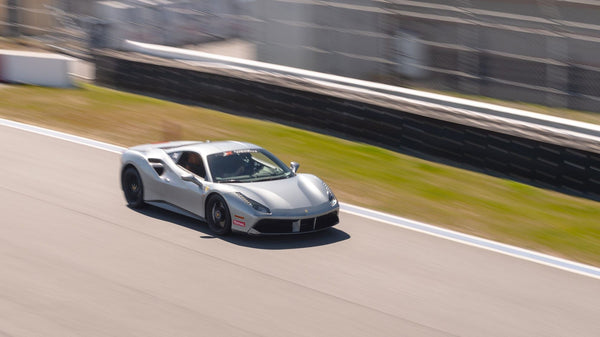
left=122, top=166, right=145, bottom=208
left=206, top=195, right=232, bottom=235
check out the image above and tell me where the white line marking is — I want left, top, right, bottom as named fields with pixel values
left=2, top=117, right=599, bottom=280
left=0, top=118, right=124, bottom=153
left=341, top=203, right=600, bottom=280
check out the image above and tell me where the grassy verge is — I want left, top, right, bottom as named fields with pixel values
left=1, top=83, right=599, bottom=266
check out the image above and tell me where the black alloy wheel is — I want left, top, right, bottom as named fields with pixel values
left=122, top=166, right=145, bottom=208
left=207, top=195, right=232, bottom=235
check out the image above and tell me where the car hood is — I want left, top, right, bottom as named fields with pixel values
left=232, top=174, right=329, bottom=211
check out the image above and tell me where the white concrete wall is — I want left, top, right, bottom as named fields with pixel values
left=0, top=50, right=76, bottom=87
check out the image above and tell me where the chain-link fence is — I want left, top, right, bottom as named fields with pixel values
left=245, top=0, right=600, bottom=112
left=1, top=0, right=95, bottom=57
left=0, top=0, right=248, bottom=57
left=2, top=0, right=600, bottom=112
left=382, top=0, right=600, bottom=112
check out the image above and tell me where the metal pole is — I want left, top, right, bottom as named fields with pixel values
left=7, top=0, right=20, bottom=37
left=539, top=0, right=568, bottom=108
left=456, top=0, right=480, bottom=95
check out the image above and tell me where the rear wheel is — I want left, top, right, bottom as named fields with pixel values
left=206, top=195, right=232, bottom=235
left=122, top=166, right=145, bottom=208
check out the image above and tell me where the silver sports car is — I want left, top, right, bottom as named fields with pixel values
left=120, top=140, right=339, bottom=235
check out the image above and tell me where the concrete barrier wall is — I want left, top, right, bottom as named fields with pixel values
left=93, top=51, right=600, bottom=200
left=0, top=50, right=76, bottom=87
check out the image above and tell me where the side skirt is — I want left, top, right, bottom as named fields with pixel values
left=146, top=200, right=205, bottom=222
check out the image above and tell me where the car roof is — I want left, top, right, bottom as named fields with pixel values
left=169, top=140, right=261, bottom=156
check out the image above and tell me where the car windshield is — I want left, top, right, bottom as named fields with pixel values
left=207, top=149, right=293, bottom=183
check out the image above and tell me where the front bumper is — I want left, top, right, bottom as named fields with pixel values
left=247, top=210, right=339, bottom=235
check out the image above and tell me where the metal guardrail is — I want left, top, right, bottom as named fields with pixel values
left=124, top=40, right=600, bottom=144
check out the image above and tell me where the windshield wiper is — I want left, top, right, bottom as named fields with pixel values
left=217, top=178, right=243, bottom=183
left=252, top=175, right=288, bottom=182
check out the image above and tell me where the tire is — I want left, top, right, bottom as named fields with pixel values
left=122, top=166, right=145, bottom=208
left=206, top=195, right=232, bottom=235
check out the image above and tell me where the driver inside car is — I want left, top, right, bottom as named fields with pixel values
left=179, top=152, right=206, bottom=178
left=221, top=154, right=245, bottom=177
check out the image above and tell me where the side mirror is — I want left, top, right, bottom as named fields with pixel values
left=290, top=161, right=300, bottom=173
left=181, top=173, right=203, bottom=187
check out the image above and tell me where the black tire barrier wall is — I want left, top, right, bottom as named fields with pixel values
left=94, top=51, right=600, bottom=200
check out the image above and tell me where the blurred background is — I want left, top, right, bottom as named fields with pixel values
left=1, top=0, right=600, bottom=112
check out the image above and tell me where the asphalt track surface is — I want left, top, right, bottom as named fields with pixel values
left=2, top=125, right=599, bottom=337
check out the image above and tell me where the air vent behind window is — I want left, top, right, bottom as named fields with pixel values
left=148, top=158, right=165, bottom=176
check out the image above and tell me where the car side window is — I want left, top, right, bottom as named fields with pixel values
left=176, top=151, right=206, bottom=179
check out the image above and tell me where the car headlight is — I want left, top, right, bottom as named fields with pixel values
left=236, top=192, right=271, bottom=214
left=323, top=182, right=338, bottom=207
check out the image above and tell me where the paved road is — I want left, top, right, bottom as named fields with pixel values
left=1, top=125, right=599, bottom=337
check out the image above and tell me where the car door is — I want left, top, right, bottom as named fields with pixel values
left=163, top=151, right=208, bottom=217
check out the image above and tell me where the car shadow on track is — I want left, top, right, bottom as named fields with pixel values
left=131, top=204, right=350, bottom=249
